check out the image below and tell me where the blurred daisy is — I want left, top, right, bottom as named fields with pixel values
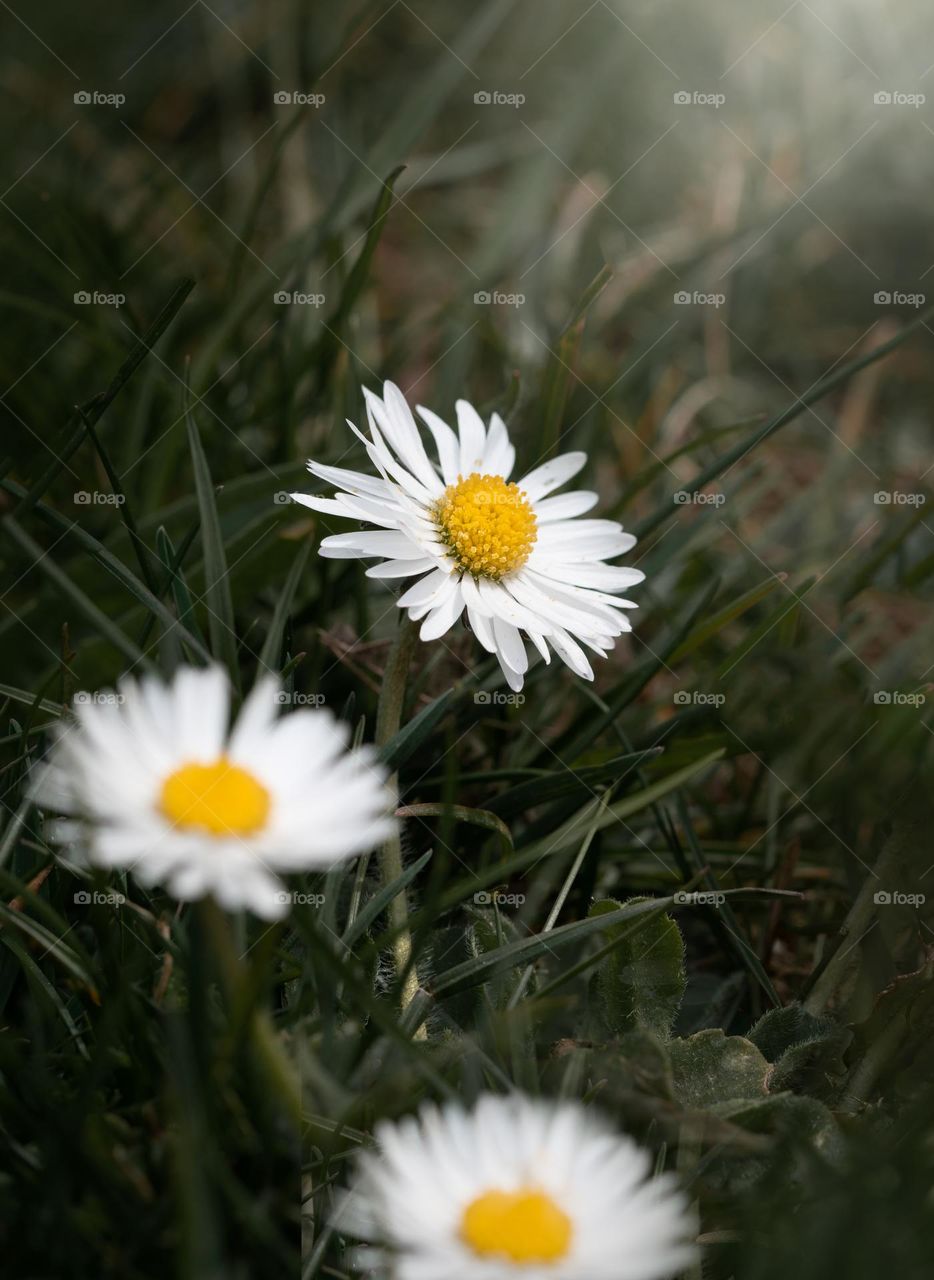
left=336, top=1093, right=696, bottom=1280
left=33, top=666, right=394, bottom=919
left=292, top=382, right=644, bottom=691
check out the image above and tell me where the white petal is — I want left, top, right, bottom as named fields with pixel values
left=419, top=580, right=465, bottom=641
left=397, top=568, right=452, bottom=609
left=518, top=451, right=587, bottom=501
left=480, top=412, right=514, bottom=478
left=549, top=627, right=595, bottom=680
left=365, top=557, right=440, bottom=579
left=456, top=399, right=487, bottom=475
left=319, top=531, right=425, bottom=559
left=492, top=617, right=528, bottom=675
left=532, top=490, right=599, bottom=522
left=416, top=406, right=461, bottom=485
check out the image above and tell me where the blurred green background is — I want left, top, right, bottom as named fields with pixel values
left=2, top=1, right=933, bottom=1277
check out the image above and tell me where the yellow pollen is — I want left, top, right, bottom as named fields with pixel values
left=160, top=757, right=270, bottom=837
left=460, top=1188, right=572, bottom=1265
left=433, top=473, right=537, bottom=580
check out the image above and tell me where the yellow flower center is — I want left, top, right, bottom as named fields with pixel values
left=433, top=473, right=537, bottom=580
left=460, top=1188, right=572, bottom=1265
left=160, top=757, right=270, bottom=837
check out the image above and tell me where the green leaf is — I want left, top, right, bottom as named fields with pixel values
left=342, top=848, right=432, bottom=950
left=185, top=406, right=240, bottom=687
left=258, top=537, right=312, bottom=673
left=669, top=1029, right=770, bottom=1109
left=395, top=803, right=513, bottom=848
left=378, top=688, right=454, bottom=771
left=2, top=517, right=151, bottom=669
left=487, top=748, right=662, bottom=818
left=519, top=748, right=726, bottom=863
left=668, top=574, right=787, bottom=664
left=590, top=896, right=685, bottom=1038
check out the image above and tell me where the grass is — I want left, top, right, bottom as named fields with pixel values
left=1, top=1, right=933, bottom=1276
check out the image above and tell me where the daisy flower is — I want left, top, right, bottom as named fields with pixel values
left=336, top=1093, right=696, bottom=1280
left=32, top=666, right=394, bottom=919
left=292, top=382, right=645, bottom=691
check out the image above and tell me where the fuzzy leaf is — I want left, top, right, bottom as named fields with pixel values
left=590, top=897, right=685, bottom=1039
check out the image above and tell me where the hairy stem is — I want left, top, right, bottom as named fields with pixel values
left=375, top=614, right=425, bottom=1035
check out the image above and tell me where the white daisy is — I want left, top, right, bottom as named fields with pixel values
left=336, top=1093, right=696, bottom=1280
left=292, top=382, right=645, bottom=691
left=32, top=665, right=394, bottom=920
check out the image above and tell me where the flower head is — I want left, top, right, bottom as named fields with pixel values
left=293, top=383, right=644, bottom=691
left=33, top=666, right=394, bottom=918
left=336, top=1093, right=696, bottom=1280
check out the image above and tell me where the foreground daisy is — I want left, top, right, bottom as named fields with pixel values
left=336, top=1094, right=696, bottom=1280
left=292, top=383, right=644, bottom=691
left=33, top=666, right=394, bottom=919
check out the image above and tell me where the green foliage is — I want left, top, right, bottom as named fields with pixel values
left=1, top=1, right=933, bottom=1276
left=590, top=897, right=686, bottom=1038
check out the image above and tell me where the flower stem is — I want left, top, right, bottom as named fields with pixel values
left=198, top=899, right=302, bottom=1130
left=375, top=614, right=425, bottom=1034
